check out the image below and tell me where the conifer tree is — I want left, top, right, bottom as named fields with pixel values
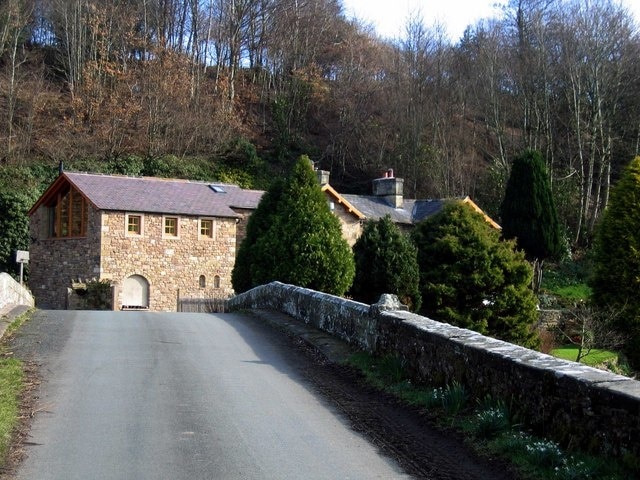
left=351, top=215, right=421, bottom=311
left=242, top=155, right=354, bottom=296
left=231, top=179, right=284, bottom=293
left=413, top=202, right=539, bottom=348
left=500, top=150, right=563, bottom=261
left=591, top=156, right=640, bottom=369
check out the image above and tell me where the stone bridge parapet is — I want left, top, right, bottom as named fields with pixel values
left=229, top=281, right=640, bottom=461
left=0, top=273, right=34, bottom=310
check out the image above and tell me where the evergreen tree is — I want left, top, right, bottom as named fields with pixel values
left=231, top=179, right=284, bottom=293
left=591, top=156, right=640, bottom=369
left=246, top=156, right=355, bottom=296
left=500, top=150, right=563, bottom=261
left=412, top=202, right=539, bottom=348
left=351, top=215, right=421, bottom=311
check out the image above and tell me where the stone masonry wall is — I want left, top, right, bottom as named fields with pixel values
left=0, top=273, right=34, bottom=309
left=332, top=206, right=362, bottom=247
left=101, top=212, right=236, bottom=311
left=29, top=204, right=102, bottom=309
left=229, top=281, right=640, bottom=460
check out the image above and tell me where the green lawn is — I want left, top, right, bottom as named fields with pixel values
left=551, top=345, right=618, bottom=366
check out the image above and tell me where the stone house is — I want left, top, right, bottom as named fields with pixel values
left=28, top=168, right=497, bottom=311
left=318, top=168, right=500, bottom=246
left=28, top=172, right=262, bottom=311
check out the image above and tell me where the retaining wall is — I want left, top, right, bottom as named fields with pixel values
left=0, top=273, right=34, bottom=310
left=229, top=281, right=640, bottom=460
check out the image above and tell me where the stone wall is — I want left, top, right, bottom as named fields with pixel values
left=29, top=203, right=102, bottom=309
left=331, top=205, right=363, bottom=247
left=229, top=282, right=640, bottom=460
left=101, top=211, right=236, bottom=311
left=0, top=273, right=34, bottom=309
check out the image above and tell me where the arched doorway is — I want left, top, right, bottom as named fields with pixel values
left=121, top=275, right=149, bottom=309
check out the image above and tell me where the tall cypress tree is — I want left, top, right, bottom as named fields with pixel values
left=500, top=150, right=563, bottom=261
left=591, top=156, right=640, bottom=369
left=248, top=155, right=355, bottom=296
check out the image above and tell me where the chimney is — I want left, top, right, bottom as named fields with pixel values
left=316, top=169, right=330, bottom=186
left=372, top=169, right=403, bottom=208
left=311, top=161, right=330, bottom=186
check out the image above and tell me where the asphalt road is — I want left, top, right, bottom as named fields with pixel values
left=13, top=310, right=411, bottom=480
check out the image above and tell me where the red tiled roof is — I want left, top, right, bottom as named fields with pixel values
left=62, top=172, right=264, bottom=218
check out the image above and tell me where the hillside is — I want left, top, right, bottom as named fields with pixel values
left=1, top=0, right=640, bottom=243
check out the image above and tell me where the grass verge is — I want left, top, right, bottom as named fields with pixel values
left=0, top=308, right=32, bottom=468
left=345, top=351, right=635, bottom=480
left=0, top=358, right=23, bottom=463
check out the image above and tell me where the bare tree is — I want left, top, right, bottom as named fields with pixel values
left=553, top=0, right=636, bottom=244
left=0, top=0, right=35, bottom=160
left=556, top=305, right=626, bottom=364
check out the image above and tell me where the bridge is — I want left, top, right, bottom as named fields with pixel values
left=229, top=281, right=640, bottom=461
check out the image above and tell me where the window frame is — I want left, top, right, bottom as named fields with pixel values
left=163, top=215, right=180, bottom=238
left=199, top=218, right=215, bottom=240
left=47, top=186, right=88, bottom=239
left=125, top=213, right=144, bottom=237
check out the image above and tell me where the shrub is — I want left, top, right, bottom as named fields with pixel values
left=351, top=215, right=421, bottom=310
left=412, top=201, right=540, bottom=348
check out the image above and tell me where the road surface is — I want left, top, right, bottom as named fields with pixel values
left=12, top=310, right=411, bottom=480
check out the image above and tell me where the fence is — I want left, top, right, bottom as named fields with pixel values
left=177, top=294, right=229, bottom=313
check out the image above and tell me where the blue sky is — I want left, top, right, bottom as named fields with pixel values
left=341, top=0, right=640, bottom=42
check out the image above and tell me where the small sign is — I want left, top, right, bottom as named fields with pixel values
left=16, top=250, right=29, bottom=263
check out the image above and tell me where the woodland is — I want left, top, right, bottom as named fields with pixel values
left=1, top=0, right=640, bottom=247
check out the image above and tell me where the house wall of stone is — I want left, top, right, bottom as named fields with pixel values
left=28, top=204, right=102, bottom=309
left=100, top=211, right=236, bottom=311
left=231, top=208, right=253, bottom=250
left=332, top=206, right=362, bottom=247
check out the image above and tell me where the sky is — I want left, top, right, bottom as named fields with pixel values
left=341, top=0, right=640, bottom=42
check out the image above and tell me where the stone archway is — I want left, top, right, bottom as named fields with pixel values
left=121, top=275, right=149, bottom=309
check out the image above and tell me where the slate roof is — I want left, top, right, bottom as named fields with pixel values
left=339, top=193, right=500, bottom=229
left=341, top=194, right=452, bottom=225
left=31, top=172, right=264, bottom=218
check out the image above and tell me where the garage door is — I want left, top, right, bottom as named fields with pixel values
left=121, top=275, right=149, bottom=309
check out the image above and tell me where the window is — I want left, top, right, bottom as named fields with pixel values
left=126, top=214, right=143, bottom=236
left=48, top=186, right=87, bottom=238
left=164, top=216, right=178, bottom=237
left=213, top=275, right=221, bottom=289
left=199, top=218, right=214, bottom=239
left=199, top=275, right=206, bottom=288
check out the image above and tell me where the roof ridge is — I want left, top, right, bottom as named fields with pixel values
left=64, top=171, right=251, bottom=188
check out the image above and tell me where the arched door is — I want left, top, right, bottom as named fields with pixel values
left=121, top=275, right=149, bottom=309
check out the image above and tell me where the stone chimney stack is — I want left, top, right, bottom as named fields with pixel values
left=309, top=159, right=330, bottom=186
left=372, top=168, right=403, bottom=208
left=316, top=169, right=330, bottom=186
